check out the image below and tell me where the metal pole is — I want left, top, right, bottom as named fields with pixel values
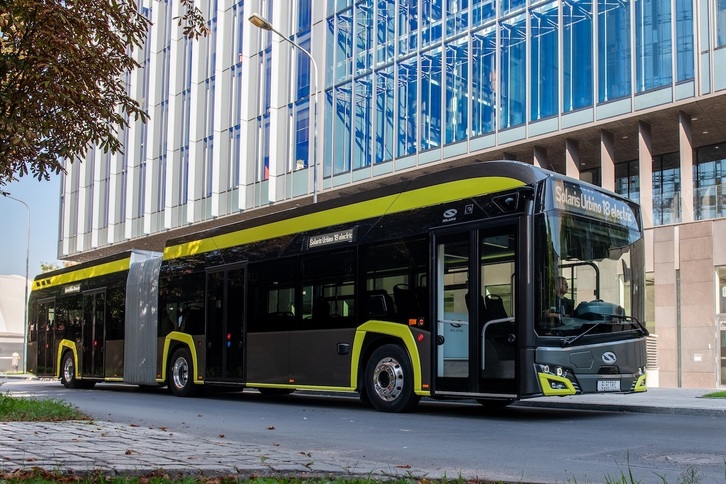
left=1, top=191, right=30, bottom=373
left=249, top=13, right=319, bottom=203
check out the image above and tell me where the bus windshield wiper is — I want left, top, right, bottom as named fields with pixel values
left=562, top=321, right=602, bottom=347
left=562, top=314, right=649, bottom=347
left=610, top=314, right=649, bottom=336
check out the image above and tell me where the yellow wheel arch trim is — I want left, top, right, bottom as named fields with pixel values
left=160, top=332, right=203, bottom=385
left=538, top=372, right=577, bottom=396
left=350, top=321, right=429, bottom=396
left=56, top=340, right=79, bottom=380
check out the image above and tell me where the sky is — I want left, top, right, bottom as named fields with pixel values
left=0, top=172, right=62, bottom=279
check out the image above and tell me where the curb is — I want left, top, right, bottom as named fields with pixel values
left=513, top=400, right=726, bottom=418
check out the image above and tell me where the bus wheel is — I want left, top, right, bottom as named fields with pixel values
left=168, top=348, right=199, bottom=397
left=364, top=344, right=420, bottom=413
left=60, top=352, right=80, bottom=389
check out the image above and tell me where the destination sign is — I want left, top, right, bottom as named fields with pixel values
left=551, top=179, right=640, bottom=230
left=63, top=284, right=81, bottom=294
left=308, top=228, right=355, bottom=249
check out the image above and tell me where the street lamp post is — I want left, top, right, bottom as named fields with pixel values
left=248, top=12, right=319, bottom=203
left=1, top=191, right=30, bottom=373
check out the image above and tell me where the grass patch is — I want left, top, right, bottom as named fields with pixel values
left=701, top=391, right=726, bottom=398
left=0, top=393, right=89, bottom=421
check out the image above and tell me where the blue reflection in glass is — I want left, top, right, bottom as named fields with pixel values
left=421, top=48, right=442, bottom=150
left=500, top=17, right=526, bottom=129
left=446, top=38, right=469, bottom=144
left=472, top=28, right=496, bottom=136
left=598, top=0, right=631, bottom=102
left=563, top=0, right=593, bottom=111
left=531, top=4, right=558, bottom=121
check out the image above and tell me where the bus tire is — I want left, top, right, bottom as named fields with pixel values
left=364, top=344, right=420, bottom=413
left=60, top=352, right=81, bottom=389
left=168, top=348, right=199, bottom=397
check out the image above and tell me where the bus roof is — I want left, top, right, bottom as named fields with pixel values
left=162, top=161, right=549, bottom=261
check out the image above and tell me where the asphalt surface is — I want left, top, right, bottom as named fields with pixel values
left=1, top=374, right=724, bottom=480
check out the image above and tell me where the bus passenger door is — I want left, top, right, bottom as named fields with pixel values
left=35, top=299, right=55, bottom=376
left=433, top=224, right=518, bottom=398
left=82, top=291, right=105, bottom=377
left=205, top=265, right=246, bottom=381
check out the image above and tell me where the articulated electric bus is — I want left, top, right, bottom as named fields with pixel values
left=27, top=161, right=648, bottom=412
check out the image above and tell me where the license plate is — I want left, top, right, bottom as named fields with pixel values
left=597, top=380, right=621, bottom=392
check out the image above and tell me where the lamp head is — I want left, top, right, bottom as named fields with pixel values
left=249, top=13, right=272, bottom=31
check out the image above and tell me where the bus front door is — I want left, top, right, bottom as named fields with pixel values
left=434, top=225, right=518, bottom=399
left=205, top=265, right=246, bottom=381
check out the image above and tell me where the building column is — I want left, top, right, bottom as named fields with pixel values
left=679, top=112, right=695, bottom=223
left=533, top=146, right=547, bottom=168
left=565, top=138, right=580, bottom=178
left=600, top=130, right=616, bottom=192
left=639, top=121, right=654, bottom=228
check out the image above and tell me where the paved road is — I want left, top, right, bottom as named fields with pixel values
left=1, top=377, right=725, bottom=483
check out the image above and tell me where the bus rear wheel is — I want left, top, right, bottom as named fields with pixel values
left=364, top=344, right=420, bottom=413
left=60, top=352, right=81, bottom=389
left=168, top=348, right=199, bottom=397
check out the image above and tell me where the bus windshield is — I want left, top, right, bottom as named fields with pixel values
left=536, top=210, right=647, bottom=342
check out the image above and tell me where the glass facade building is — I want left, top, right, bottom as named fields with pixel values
left=59, top=0, right=726, bottom=387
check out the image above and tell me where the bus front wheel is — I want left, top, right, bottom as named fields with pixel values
left=60, top=352, right=80, bottom=389
left=364, top=344, right=420, bottom=413
left=168, top=348, right=199, bottom=397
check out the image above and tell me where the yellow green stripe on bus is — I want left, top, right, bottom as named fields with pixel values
left=164, top=176, right=525, bottom=260
left=32, top=257, right=132, bottom=291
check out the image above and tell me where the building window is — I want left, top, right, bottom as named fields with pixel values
left=695, top=144, right=726, bottom=220
left=445, top=37, right=468, bottom=144
left=635, top=0, right=672, bottom=92
left=353, top=75, right=373, bottom=170
left=717, top=0, right=726, bottom=47
left=420, top=47, right=442, bottom=151
left=375, top=67, right=394, bottom=163
left=471, top=27, right=496, bottom=136
left=615, top=160, right=640, bottom=203
left=472, top=0, right=495, bottom=26
left=676, top=0, right=695, bottom=81
left=398, top=56, right=418, bottom=157
left=653, top=153, right=681, bottom=225
left=376, top=0, right=395, bottom=64
left=399, top=0, right=418, bottom=56
left=421, top=0, right=443, bottom=47
left=563, top=0, right=593, bottom=112
left=294, top=101, right=310, bottom=170
left=502, top=0, right=525, bottom=16
left=354, top=76, right=373, bottom=169
left=446, top=0, right=469, bottom=37
left=531, top=3, right=559, bottom=121
left=598, top=0, right=631, bottom=102
left=355, top=0, right=373, bottom=75
left=334, top=83, right=353, bottom=174
left=260, top=114, right=270, bottom=181
left=336, top=8, right=354, bottom=82
left=298, top=0, right=311, bottom=31
left=500, top=15, right=526, bottom=130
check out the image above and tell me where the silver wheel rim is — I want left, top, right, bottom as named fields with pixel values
left=63, top=356, right=74, bottom=383
left=172, top=357, right=189, bottom=389
left=372, top=356, right=404, bottom=402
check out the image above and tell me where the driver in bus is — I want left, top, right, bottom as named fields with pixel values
left=545, top=276, right=574, bottom=327
left=553, top=276, right=574, bottom=317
